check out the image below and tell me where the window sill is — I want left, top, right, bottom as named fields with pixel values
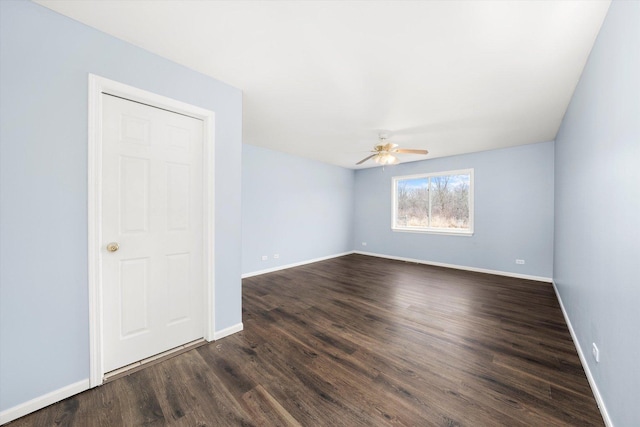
left=392, top=227, right=474, bottom=237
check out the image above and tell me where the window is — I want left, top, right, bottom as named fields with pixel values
left=392, top=169, right=473, bottom=235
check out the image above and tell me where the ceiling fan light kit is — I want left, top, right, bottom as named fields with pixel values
left=356, top=134, right=429, bottom=166
left=374, top=153, right=399, bottom=165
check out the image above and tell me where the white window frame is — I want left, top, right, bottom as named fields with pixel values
left=391, top=168, right=474, bottom=236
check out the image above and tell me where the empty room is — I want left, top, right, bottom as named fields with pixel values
left=0, top=0, right=638, bottom=426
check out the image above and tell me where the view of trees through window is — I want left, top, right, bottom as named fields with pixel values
left=394, top=171, right=472, bottom=232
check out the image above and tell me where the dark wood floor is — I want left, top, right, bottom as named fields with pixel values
left=9, top=254, right=603, bottom=426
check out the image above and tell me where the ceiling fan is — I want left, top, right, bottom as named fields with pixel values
left=356, top=134, right=429, bottom=165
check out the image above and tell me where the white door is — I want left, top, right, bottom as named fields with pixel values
left=101, top=94, right=204, bottom=373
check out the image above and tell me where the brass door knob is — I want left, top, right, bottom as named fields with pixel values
left=106, top=242, right=120, bottom=252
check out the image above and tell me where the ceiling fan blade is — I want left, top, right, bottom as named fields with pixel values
left=383, top=142, right=398, bottom=152
left=394, top=148, right=429, bottom=155
left=356, top=154, right=378, bottom=165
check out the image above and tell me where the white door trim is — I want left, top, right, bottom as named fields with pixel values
left=88, top=74, right=215, bottom=387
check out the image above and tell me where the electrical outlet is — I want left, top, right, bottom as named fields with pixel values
left=362, top=242, right=367, bottom=246
left=261, top=255, right=268, bottom=261
left=273, top=254, right=280, bottom=259
left=592, top=343, right=600, bottom=363
left=515, top=259, right=525, bottom=265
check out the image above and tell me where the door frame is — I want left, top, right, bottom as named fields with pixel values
left=87, top=74, right=216, bottom=387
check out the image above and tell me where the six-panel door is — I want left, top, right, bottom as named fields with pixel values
left=101, top=95, right=204, bottom=373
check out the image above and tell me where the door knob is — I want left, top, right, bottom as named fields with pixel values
left=106, top=242, right=120, bottom=252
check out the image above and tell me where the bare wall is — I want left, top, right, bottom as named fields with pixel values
left=553, top=1, right=640, bottom=425
left=353, top=142, right=555, bottom=279
left=242, top=144, right=354, bottom=274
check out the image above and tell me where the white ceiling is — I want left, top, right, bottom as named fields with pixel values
left=36, top=0, right=610, bottom=169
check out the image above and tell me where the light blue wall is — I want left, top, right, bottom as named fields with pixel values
left=242, top=144, right=354, bottom=274
left=353, top=142, right=555, bottom=279
left=0, top=0, right=242, bottom=412
left=554, top=1, right=639, bottom=425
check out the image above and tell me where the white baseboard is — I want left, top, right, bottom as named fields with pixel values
left=551, top=281, right=613, bottom=427
left=0, top=379, right=90, bottom=425
left=354, top=250, right=552, bottom=283
left=241, top=251, right=355, bottom=278
left=213, top=322, right=244, bottom=340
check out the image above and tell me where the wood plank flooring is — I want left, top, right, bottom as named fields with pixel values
left=8, top=254, right=603, bottom=426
